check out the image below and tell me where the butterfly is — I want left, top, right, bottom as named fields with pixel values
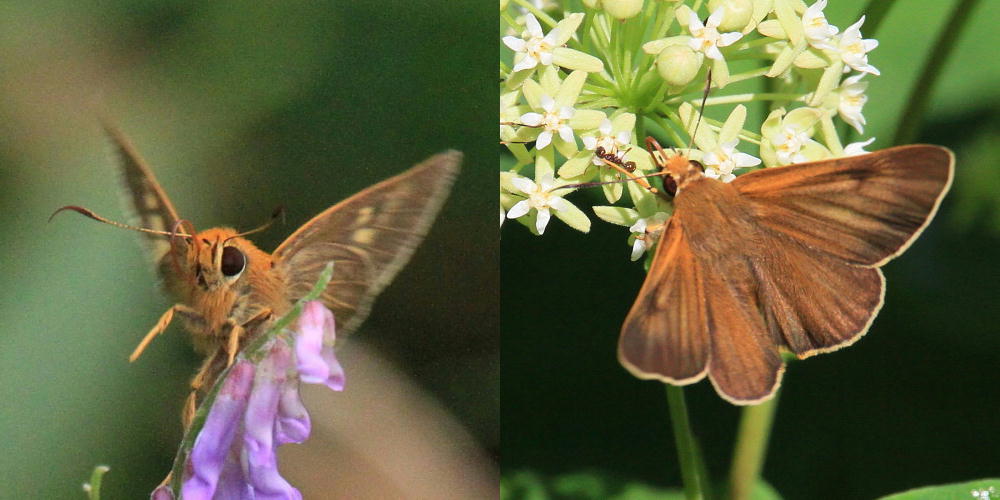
left=618, top=144, right=953, bottom=404
left=55, top=124, right=461, bottom=425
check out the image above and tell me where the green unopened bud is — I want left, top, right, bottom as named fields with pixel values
left=603, top=0, right=644, bottom=20
left=708, top=0, right=753, bottom=32
left=500, top=0, right=509, bottom=10
left=656, top=45, right=702, bottom=87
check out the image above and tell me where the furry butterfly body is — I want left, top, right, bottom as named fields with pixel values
left=620, top=145, right=953, bottom=404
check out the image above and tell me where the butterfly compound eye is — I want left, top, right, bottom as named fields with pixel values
left=220, top=246, right=246, bottom=277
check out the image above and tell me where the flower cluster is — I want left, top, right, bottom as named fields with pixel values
left=153, top=300, right=344, bottom=500
left=500, top=0, right=879, bottom=261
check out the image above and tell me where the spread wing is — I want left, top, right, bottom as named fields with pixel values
left=732, top=144, right=954, bottom=267
left=619, top=217, right=711, bottom=385
left=104, top=123, right=182, bottom=263
left=274, top=151, right=461, bottom=338
left=619, top=216, right=786, bottom=404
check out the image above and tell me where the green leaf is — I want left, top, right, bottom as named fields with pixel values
left=878, top=479, right=1000, bottom=500
left=593, top=206, right=639, bottom=226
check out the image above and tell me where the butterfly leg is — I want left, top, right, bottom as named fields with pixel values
left=129, top=304, right=202, bottom=362
left=183, top=348, right=227, bottom=428
left=221, top=308, right=274, bottom=368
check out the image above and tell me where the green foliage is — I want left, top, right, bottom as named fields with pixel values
left=879, top=479, right=1000, bottom=500
left=501, top=470, right=782, bottom=500
left=82, top=465, right=110, bottom=500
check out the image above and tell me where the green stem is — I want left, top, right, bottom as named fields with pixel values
left=728, top=391, right=780, bottom=500
left=892, top=0, right=982, bottom=145
left=666, top=386, right=710, bottom=500
left=510, top=0, right=558, bottom=28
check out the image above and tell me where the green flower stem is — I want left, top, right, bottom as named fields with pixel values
left=650, top=112, right=689, bottom=148
left=728, top=391, right=780, bottom=500
left=666, top=386, right=710, bottom=500
left=892, top=0, right=982, bottom=145
left=668, top=93, right=805, bottom=107
left=501, top=11, right=518, bottom=30
left=651, top=3, right=677, bottom=43
left=511, top=0, right=557, bottom=28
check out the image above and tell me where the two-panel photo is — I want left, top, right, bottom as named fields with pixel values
left=1, top=1, right=999, bottom=499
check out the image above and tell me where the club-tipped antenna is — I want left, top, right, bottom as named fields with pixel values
left=49, top=205, right=193, bottom=238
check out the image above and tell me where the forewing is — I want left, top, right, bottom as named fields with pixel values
left=274, top=151, right=461, bottom=338
left=104, top=123, right=182, bottom=263
left=732, top=145, right=953, bottom=266
left=752, top=236, right=884, bottom=359
left=619, top=218, right=710, bottom=384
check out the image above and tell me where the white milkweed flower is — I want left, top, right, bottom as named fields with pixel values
left=702, top=140, right=762, bottom=182
left=838, top=16, right=879, bottom=75
left=843, top=137, right=876, bottom=156
left=628, top=212, right=669, bottom=261
left=802, top=0, right=839, bottom=50
left=582, top=119, right=632, bottom=165
left=771, top=125, right=811, bottom=164
left=506, top=171, right=575, bottom=234
left=520, top=95, right=575, bottom=150
left=687, top=7, right=744, bottom=61
left=837, top=74, right=868, bottom=133
left=503, top=14, right=561, bottom=72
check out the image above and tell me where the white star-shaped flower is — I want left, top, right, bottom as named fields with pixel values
left=838, top=73, right=868, bottom=133
left=582, top=119, right=632, bottom=165
left=502, top=14, right=561, bottom=73
left=802, top=0, right=839, bottom=50
left=702, top=140, right=761, bottom=182
left=506, top=172, right=573, bottom=234
left=838, top=16, right=879, bottom=75
left=628, top=212, right=669, bottom=261
left=687, top=7, right=743, bottom=61
left=520, top=95, right=576, bottom=150
left=771, top=126, right=811, bottom=165
left=843, top=137, right=875, bottom=156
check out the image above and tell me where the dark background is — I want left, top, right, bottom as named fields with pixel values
left=501, top=1, right=1000, bottom=499
left=0, top=2, right=495, bottom=498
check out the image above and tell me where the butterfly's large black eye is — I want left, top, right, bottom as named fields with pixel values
left=221, top=246, right=246, bottom=277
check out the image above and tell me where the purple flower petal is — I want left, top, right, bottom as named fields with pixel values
left=296, top=301, right=333, bottom=384
left=320, top=344, right=346, bottom=391
left=212, top=450, right=253, bottom=500
left=275, top=382, right=310, bottom=445
left=243, top=341, right=301, bottom=499
left=181, top=360, right=255, bottom=499
left=149, top=484, right=173, bottom=500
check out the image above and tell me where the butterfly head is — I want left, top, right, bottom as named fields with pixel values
left=664, top=152, right=704, bottom=191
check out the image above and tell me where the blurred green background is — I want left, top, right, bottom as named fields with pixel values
left=501, top=1, right=1000, bottom=499
left=0, top=1, right=495, bottom=498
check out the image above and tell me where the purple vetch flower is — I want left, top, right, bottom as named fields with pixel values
left=181, top=360, right=255, bottom=499
left=296, top=300, right=346, bottom=391
left=167, top=301, right=346, bottom=500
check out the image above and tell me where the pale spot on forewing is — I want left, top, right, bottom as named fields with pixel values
left=356, top=206, right=375, bottom=226
left=352, top=228, right=377, bottom=245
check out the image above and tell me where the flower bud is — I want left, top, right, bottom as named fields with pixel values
left=500, top=0, right=509, bottom=10
left=603, top=0, right=644, bottom=20
left=582, top=0, right=602, bottom=8
left=708, top=0, right=753, bottom=32
left=656, top=45, right=702, bottom=87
